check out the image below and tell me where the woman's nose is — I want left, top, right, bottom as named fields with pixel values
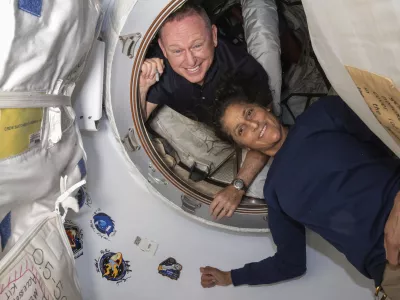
left=247, top=120, right=259, bottom=130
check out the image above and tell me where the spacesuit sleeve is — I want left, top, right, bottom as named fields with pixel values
left=230, top=206, right=306, bottom=286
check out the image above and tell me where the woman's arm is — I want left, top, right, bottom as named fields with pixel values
left=230, top=206, right=307, bottom=286
left=200, top=206, right=306, bottom=288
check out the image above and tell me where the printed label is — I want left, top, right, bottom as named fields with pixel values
left=346, top=66, right=400, bottom=146
left=0, top=108, right=43, bottom=159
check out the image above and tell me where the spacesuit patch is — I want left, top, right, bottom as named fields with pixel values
left=64, top=220, right=83, bottom=259
left=76, top=186, right=92, bottom=209
left=158, top=257, right=182, bottom=280
left=90, top=209, right=116, bottom=240
left=95, top=249, right=131, bottom=284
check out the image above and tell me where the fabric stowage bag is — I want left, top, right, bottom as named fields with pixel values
left=0, top=213, right=82, bottom=300
left=150, top=106, right=235, bottom=178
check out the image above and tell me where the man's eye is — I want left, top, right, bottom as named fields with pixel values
left=193, top=44, right=202, bottom=49
left=238, top=127, right=244, bottom=136
left=247, top=109, right=253, bottom=117
left=172, top=50, right=181, bottom=54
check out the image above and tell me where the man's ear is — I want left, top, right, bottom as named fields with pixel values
left=158, top=38, right=167, bottom=57
left=211, top=25, right=218, bottom=47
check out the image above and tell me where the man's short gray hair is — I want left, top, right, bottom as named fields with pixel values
left=158, top=3, right=212, bottom=39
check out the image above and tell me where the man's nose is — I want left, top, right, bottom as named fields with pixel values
left=185, top=50, right=196, bottom=66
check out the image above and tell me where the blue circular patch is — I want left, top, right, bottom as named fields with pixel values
left=93, top=213, right=115, bottom=236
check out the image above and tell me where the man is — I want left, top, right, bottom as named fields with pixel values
left=139, top=3, right=272, bottom=219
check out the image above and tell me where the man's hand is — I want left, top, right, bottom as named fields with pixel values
left=384, top=192, right=400, bottom=265
left=200, top=267, right=232, bottom=288
left=210, top=185, right=244, bottom=220
left=139, top=58, right=164, bottom=119
left=139, top=58, right=164, bottom=91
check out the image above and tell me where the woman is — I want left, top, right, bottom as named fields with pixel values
left=200, top=84, right=400, bottom=299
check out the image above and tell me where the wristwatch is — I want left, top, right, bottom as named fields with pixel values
left=231, top=178, right=247, bottom=192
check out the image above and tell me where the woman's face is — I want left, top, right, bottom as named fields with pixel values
left=222, top=102, right=284, bottom=154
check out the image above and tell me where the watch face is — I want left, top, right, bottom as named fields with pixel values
left=233, top=179, right=244, bottom=190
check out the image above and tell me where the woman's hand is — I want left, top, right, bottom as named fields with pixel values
left=384, top=192, right=400, bottom=265
left=210, top=185, right=244, bottom=220
left=200, top=267, right=232, bottom=288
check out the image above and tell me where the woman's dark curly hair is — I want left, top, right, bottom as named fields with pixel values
left=211, top=76, right=273, bottom=145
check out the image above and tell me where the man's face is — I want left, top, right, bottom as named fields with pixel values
left=158, top=14, right=218, bottom=85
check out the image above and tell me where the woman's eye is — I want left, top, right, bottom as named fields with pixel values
left=247, top=109, right=253, bottom=117
left=238, top=127, right=244, bottom=136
